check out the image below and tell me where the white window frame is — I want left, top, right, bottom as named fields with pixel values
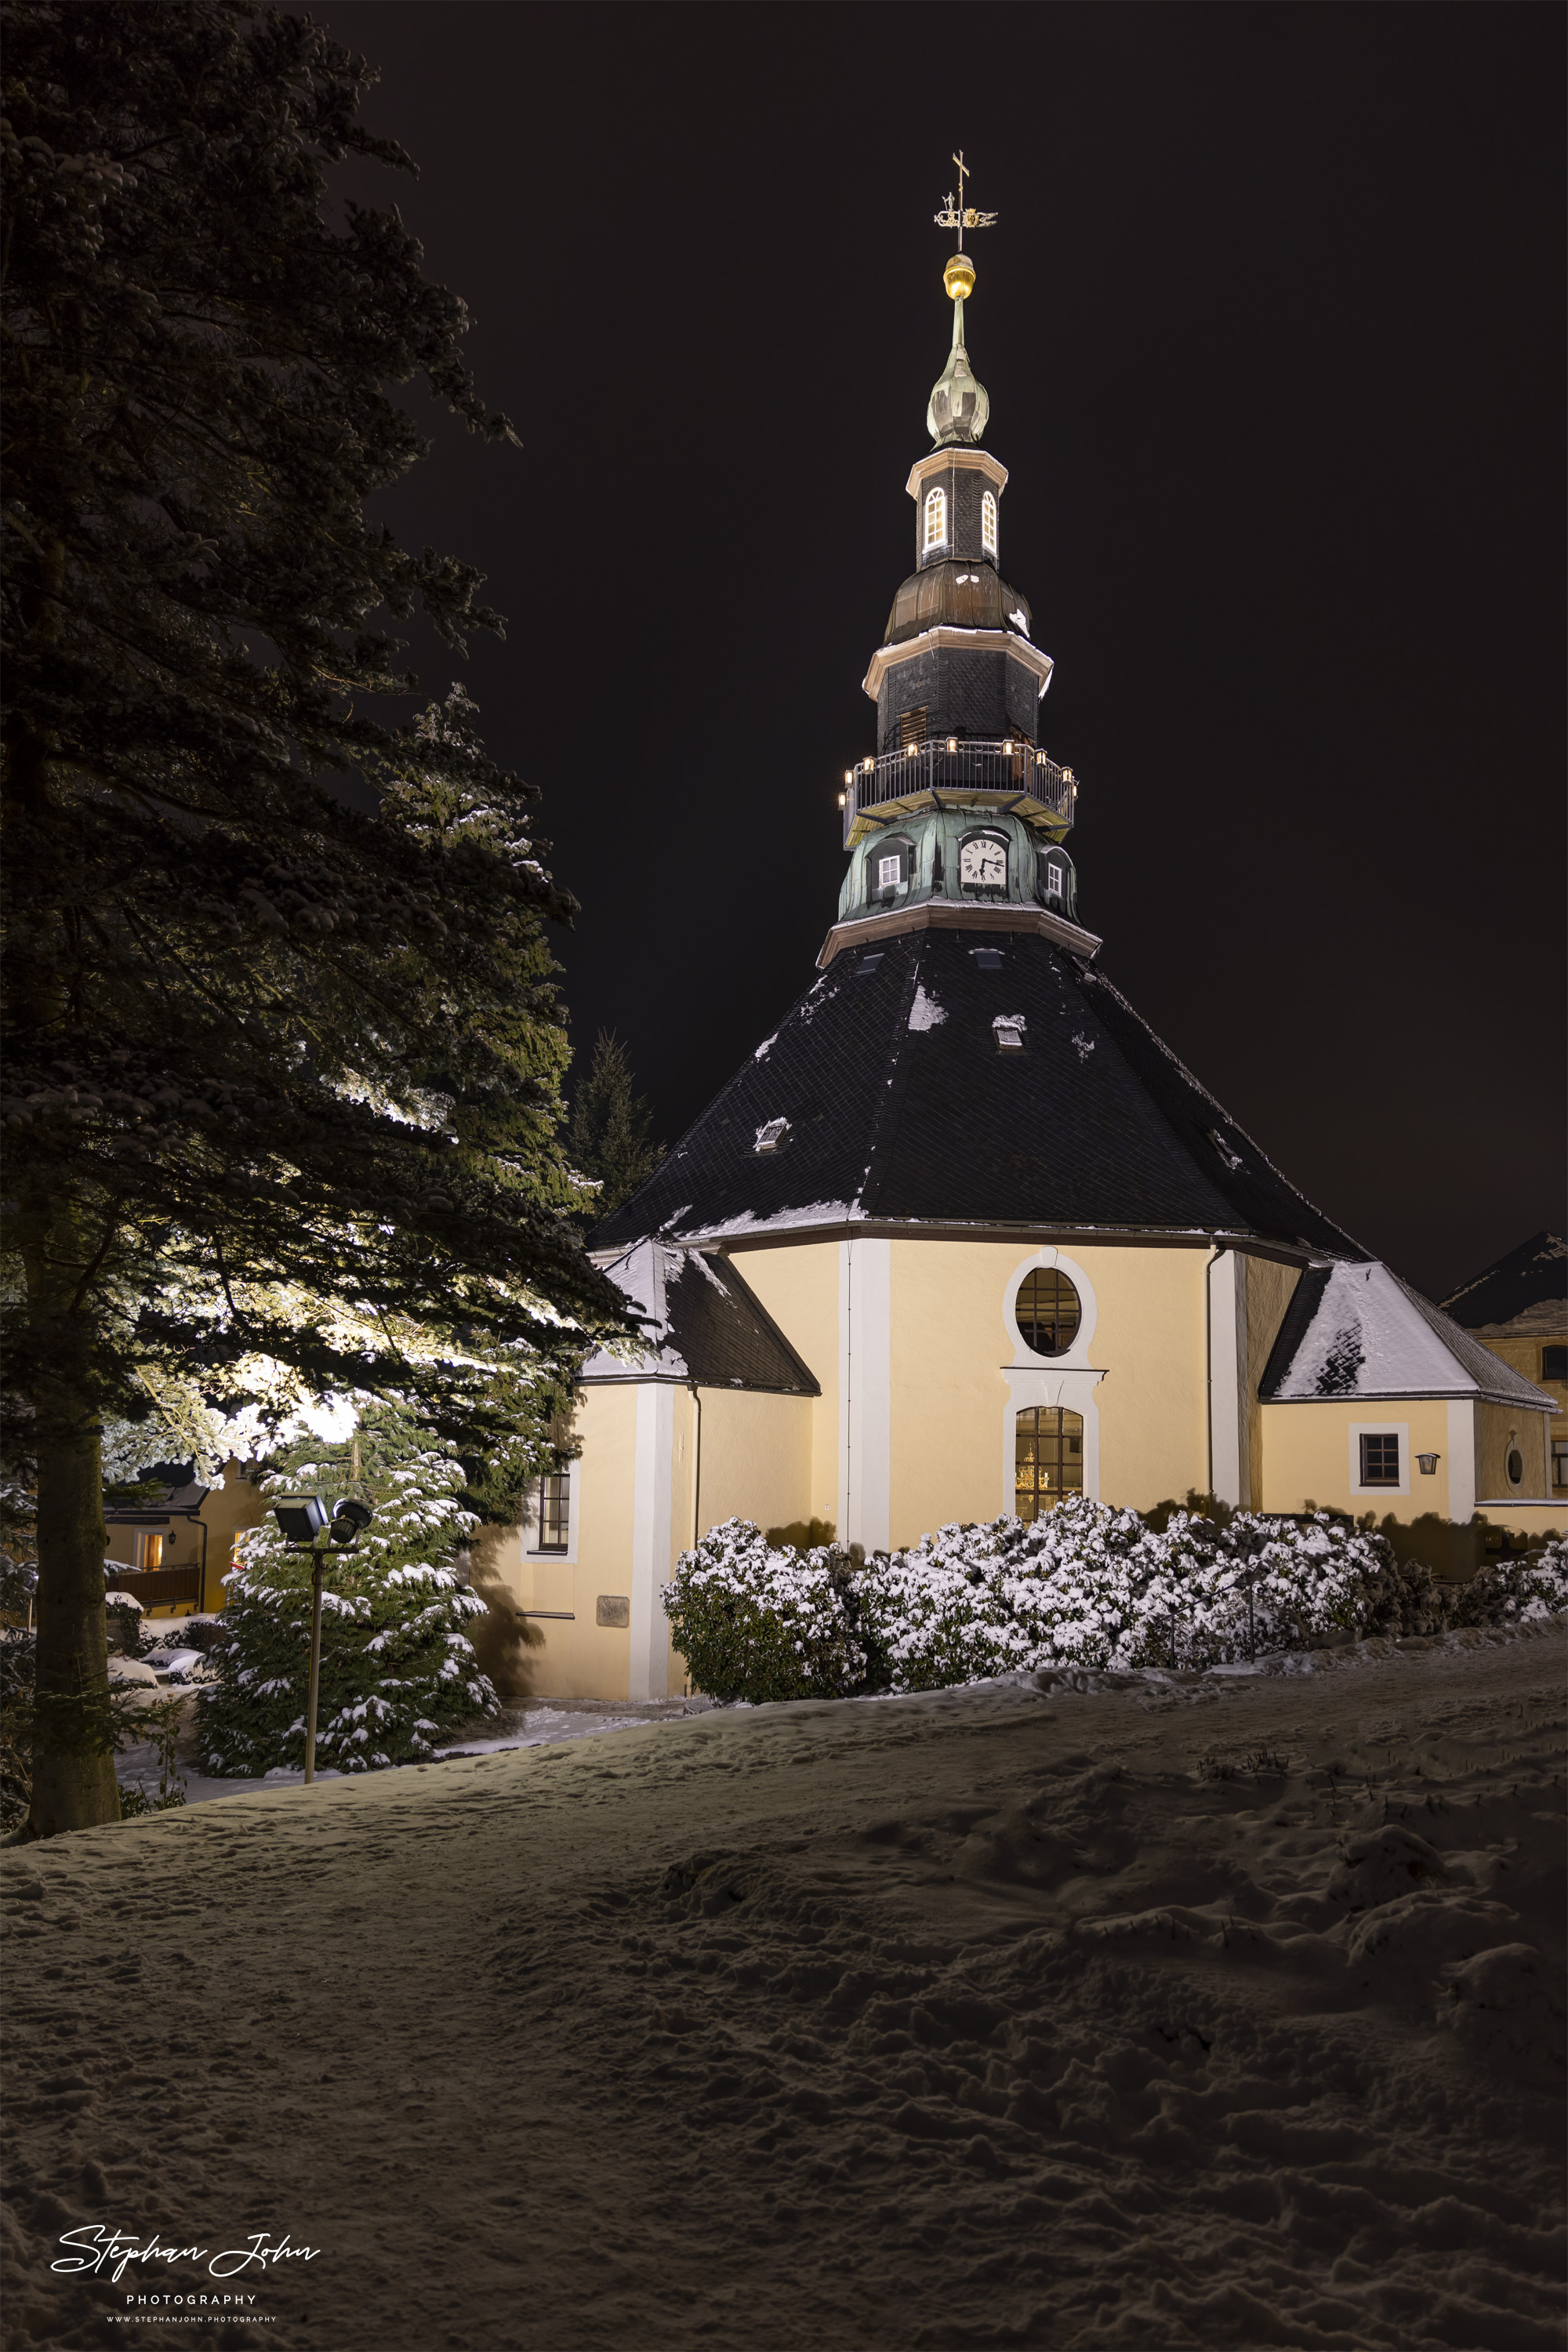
left=981, top=489, right=998, bottom=561
left=924, top=486, right=948, bottom=553
left=1044, top=858, right=1064, bottom=898
left=877, top=852, right=903, bottom=889
left=524, top=1452, right=578, bottom=1563
left=1000, top=1250, right=1103, bottom=1511
left=1348, top=1421, right=1409, bottom=1499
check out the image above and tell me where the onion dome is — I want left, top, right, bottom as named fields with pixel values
left=927, top=254, right=989, bottom=447
left=884, top=560, right=1033, bottom=647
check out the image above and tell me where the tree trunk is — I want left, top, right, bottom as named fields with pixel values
left=27, top=1395, right=120, bottom=1838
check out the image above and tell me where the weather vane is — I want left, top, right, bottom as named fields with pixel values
left=933, top=151, right=998, bottom=252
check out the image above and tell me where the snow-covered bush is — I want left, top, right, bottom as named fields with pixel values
left=861, top=1501, right=1382, bottom=1685
left=1450, top=1534, right=1568, bottom=1627
left=196, top=1406, right=499, bottom=1776
left=666, top=1507, right=1568, bottom=1705
left=662, top=1519, right=866, bottom=1704
left=103, top=1586, right=146, bottom=1655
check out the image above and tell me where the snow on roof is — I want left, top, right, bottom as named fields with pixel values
left=579, top=1239, right=818, bottom=1394
left=1261, top=1261, right=1556, bottom=1407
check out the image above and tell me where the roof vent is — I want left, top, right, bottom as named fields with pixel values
left=993, top=1014, right=1027, bottom=1053
left=970, top=947, right=1004, bottom=970
left=855, top=953, right=884, bottom=975
left=754, top=1117, right=790, bottom=1153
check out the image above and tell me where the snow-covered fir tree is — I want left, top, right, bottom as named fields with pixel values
left=197, top=1406, right=498, bottom=1776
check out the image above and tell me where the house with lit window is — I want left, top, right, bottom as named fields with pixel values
left=473, top=229, right=1560, bottom=1701
left=103, top=1463, right=267, bottom=1624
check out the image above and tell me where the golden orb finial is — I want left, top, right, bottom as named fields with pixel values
left=943, top=252, right=975, bottom=303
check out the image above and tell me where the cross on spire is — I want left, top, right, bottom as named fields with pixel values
left=933, top=151, right=999, bottom=251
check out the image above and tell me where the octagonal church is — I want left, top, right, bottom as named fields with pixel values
left=499, top=217, right=1556, bottom=1701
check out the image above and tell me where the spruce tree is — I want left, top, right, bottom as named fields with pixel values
left=196, top=1404, right=496, bottom=1777
left=567, top=1031, right=665, bottom=1218
left=0, top=2, right=629, bottom=1834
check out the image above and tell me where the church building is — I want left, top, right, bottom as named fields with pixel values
left=498, top=196, right=1558, bottom=1702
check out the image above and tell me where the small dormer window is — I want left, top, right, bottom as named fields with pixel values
left=1042, top=858, right=1064, bottom=902
left=924, top=487, right=948, bottom=553
left=993, top=1014, right=1027, bottom=1053
left=868, top=836, right=913, bottom=902
left=981, top=490, right=998, bottom=561
left=755, top=1118, right=790, bottom=1153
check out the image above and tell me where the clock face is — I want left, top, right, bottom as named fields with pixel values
left=960, top=837, right=1007, bottom=889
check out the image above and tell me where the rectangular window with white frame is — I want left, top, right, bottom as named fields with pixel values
left=526, top=1455, right=577, bottom=1561
left=1349, top=1422, right=1409, bottom=1497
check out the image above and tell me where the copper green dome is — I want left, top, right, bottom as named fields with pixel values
left=927, top=293, right=989, bottom=447
left=884, top=560, right=1033, bottom=647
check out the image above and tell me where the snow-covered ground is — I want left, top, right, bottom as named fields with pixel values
left=110, top=1690, right=692, bottom=1807
left=5, top=1621, right=1564, bottom=2350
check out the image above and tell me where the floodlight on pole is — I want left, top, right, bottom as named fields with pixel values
left=270, top=1494, right=374, bottom=1786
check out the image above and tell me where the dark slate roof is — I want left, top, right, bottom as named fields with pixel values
left=581, top=1240, right=818, bottom=1392
left=593, top=927, right=1361, bottom=1258
left=1258, top=1261, right=1555, bottom=1407
left=1439, top=1231, right=1566, bottom=1330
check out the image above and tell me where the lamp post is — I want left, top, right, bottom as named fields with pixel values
left=270, top=1495, right=373, bottom=1784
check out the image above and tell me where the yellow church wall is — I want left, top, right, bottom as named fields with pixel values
left=1245, top=1258, right=1301, bottom=1509
left=727, top=1239, right=842, bottom=1534
left=695, top=1388, right=815, bottom=1544
left=506, top=1381, right=637, bottom=1702
left=1258, top=1399, right=1456, bottom=1519
left=1080, top=1243, right=1209, bottom=1512
left=887, top=1238, right=1018, bottom=1541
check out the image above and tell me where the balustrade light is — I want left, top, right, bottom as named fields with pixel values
left=947, top=737, right=957, bottom=753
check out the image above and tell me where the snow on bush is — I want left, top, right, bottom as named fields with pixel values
left=857, top=1499, right=1381, bottom=1686
left=662, top=1519, right=867, bottom=1704
left=196, top=1405, right=498, bottom=1776
left=1451, top=1533, right=1568, bottom=1626
left=664, top=1508, right=1568, bottom=1702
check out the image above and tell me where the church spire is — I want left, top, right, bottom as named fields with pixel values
left=927, top=154, right=996, bottom=446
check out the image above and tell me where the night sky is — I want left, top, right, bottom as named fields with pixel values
left=318, top=2, right=1563, bottom=1301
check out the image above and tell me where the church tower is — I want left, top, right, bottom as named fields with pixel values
left=524, top=170, right=1555, bottom=1705
left=831, top=184, right=1087, bottom=961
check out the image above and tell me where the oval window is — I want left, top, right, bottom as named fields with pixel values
left=1017, top=1268, right=1080, bottom=1357
left=1506, top=1446, right=1524, bottom=1486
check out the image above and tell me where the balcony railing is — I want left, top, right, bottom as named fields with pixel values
left=106, top=1566, right=202, bottom=1609
left=841, top=738, right=1078, bottom=847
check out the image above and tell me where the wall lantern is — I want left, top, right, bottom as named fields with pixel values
left=947, top=736, right=958, bottom=752
left=270, top=1494, right=375, bottom=1785
left=844, top=769, right=853, bottom=786
left=837, top=792, right=846, bottom=810
left=1415, top=1453, right=1440, bottom=1475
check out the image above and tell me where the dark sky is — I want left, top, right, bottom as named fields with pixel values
left=318, top=2, right=1563, bottom=1301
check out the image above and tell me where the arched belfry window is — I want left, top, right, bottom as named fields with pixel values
left=981, top=490, right=998, bottom=561
left=924, top=486, right=948, bottom=553
left=1018, top=1269, right=1080, bottom=1357
left=1015, top=1408, right=1083, bottom=1518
